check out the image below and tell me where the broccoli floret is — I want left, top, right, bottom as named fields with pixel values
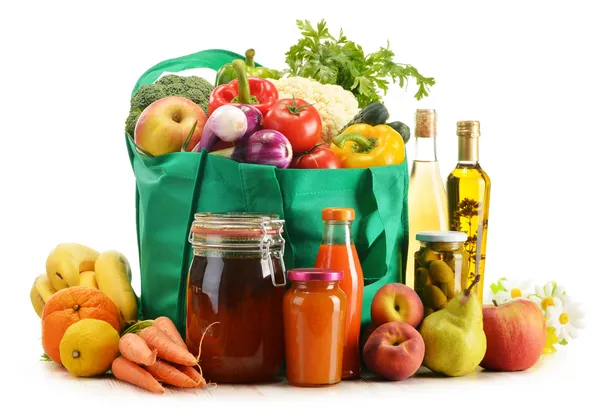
left=182, top=75, right=213, bottom=90
left=125, top=108, right=142, bottom=138
left=155, top=74, right=184, bottom=87
left=163, top=83, right=187, bottom=96
left=130, top=84, right=167, bottom=111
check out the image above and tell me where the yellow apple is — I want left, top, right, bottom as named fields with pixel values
left=134, top=96, right=207, bottom=156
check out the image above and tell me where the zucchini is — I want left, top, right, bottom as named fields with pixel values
left=387, top=121, right=411, bottom=144
left=341, top=102, right=389, bottom=131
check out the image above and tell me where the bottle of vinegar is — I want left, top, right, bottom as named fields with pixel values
left=406, top=109, right=449, bottom=289
left=446, top=121, right=491, bottom=304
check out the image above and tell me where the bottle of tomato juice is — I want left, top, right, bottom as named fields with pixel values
left=314, top=207, right=364, bottom=380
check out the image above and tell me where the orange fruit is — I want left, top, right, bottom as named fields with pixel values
left=41, top=286, right=121, bottom=365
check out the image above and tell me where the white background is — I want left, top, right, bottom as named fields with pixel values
left=1, top=0, right=598, bottom=412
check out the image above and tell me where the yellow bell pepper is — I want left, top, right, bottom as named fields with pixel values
left=330, top=124, right=406, bottom=168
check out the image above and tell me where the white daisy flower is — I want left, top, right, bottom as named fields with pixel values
left=546, top=296, right=584, bottom=343
left=490, top=278, right=532, bottom=304
left=529, top=281, right=566, bottom=314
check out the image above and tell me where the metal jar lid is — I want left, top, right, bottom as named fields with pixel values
left=188, top=212, right=287, bottom=287
left=416, top=231, right=468, bottom=243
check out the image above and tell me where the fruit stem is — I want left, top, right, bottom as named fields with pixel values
left=245, top=49, right=256, bottom=68
left=232, top=59, right=256, bottom=104
left=465, top=274, right=481, bottom=296
left=492, top=299, right=498, bottom=307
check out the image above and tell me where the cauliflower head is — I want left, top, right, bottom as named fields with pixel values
left=268, top=76, right=359, bottom=142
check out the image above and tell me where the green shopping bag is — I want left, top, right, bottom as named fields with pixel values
left=125, top=49, right=410, bottom=336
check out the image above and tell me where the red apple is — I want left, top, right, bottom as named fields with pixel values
left=480, top=298, right=546, bottom=371
left=363, top=322, right=425, bottom=381
left=371, top=283, right=424, bottom=328
left=134, top=96, right=207, bottom=156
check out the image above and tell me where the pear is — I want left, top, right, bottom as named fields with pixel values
left=419, top=275, right=487, bottom=377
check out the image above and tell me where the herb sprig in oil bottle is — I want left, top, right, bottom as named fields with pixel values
left=447, top=121, right=491, bottom=304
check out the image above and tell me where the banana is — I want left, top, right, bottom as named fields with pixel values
left=95, top=251, right=138, bottom=326
left=46, top=243, right=100, bottom=290
left=30, top=283, right=45, bottom=318
left=34, top=273, right=57, bottom=302
left=79, top=271, right=98, bottom=288
left=30, top=273, right=57, bottom=318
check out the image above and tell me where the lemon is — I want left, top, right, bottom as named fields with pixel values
left=59, top=319, right=120, bottom=377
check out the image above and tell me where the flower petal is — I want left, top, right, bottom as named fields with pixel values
left=529, top=296, right=542, bottom=306
left=544, top=281, right=554, bottom=297
left=535, top=285, right=545, bottom=297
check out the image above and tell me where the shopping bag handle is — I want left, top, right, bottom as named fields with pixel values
left=130, top=48, right=260, bottom=96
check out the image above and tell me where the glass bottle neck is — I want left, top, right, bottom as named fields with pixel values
left=322, top=221, right=353, bottom=245
left=414, top=136, right=439, bottom=162
left=458, top=136, right=479, bottom=163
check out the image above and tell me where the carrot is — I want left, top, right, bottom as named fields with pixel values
left=140, top=326, right=197, bottom=367
left=145, top=360, right=199, bottom=388
left=119, top=333, right=158, bottom=366
left=111, top=356, right=165, bottom=394
left=174, top=364, right=206, bottom=387
left=153, top=316, right=187, bottom=349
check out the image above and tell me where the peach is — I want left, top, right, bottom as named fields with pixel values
left=370, top=283, right=424, bottom=328
left=363, top=322, right=425, bottom=381
left=481, top=298, right=546, bottom=371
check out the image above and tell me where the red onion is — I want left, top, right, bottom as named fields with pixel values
left=193, top=105, right=247, bottom=152
left=232, top=104, right=263, bottom=140
left=210, top=129, right=293, bottom=168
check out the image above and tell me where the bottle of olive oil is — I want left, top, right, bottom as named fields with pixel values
left=446, top=121, right=491, bottom=304
left=406, top=109, right=449, bottom=289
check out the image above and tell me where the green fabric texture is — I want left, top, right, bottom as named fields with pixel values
left=125, top=49, right=410, bottom=337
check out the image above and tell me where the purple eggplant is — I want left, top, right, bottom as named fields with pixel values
left=193, top=105, right=247, bottom=152
left=232, top=103, right=263, bottom=140
left=210, top=129, right=293, bottom=168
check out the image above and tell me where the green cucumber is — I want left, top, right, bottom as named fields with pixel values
left=386, top=121, right=411, bottom=144
left=341, top=102, right=390, bottom=131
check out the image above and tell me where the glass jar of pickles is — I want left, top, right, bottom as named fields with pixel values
left=414, top=231, right=469, bottom=316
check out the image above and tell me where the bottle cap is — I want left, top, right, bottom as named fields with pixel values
left=287, top=268, right=343, bottom=282
left=457, top=120, right=480, bottom=138
left=416, top=231, right=468, bottom=243
left=322, top=207, right=355, bottom=221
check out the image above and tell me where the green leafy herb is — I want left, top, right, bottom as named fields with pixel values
left=284, top=19, right=435, bottom=107
left=41, top=353, right=51, bottom=362
left=120, top=319, right=155, bottom=336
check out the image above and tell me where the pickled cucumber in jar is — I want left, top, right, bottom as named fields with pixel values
left=414, top=231, right=468, bottom=314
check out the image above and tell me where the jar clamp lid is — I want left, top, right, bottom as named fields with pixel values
left=189, top=212, right=287, bottom=287
left=416, top=231, right=468, bottom=243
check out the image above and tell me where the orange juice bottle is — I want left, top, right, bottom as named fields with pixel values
left=314, top=208, right=364, bottom=379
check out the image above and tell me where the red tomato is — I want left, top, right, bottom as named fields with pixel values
left=291, top=144, right=341, bottom=169
left=263, top=98, right=322, bottom=153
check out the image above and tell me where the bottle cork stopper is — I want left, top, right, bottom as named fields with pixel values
left=415, top=109, right=437, bottom=138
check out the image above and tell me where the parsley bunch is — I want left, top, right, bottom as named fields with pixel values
left=284, top=20, right=436, bottom=108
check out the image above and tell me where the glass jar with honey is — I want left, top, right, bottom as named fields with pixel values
left=414, top=231, right=469, bottom=316
left=186, top=212, right=287, bottom=383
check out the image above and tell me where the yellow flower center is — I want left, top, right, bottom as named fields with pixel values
left=559, top=312, right=569, bottom=325
left=510, top=288, right=523, bottom=298
left=541, top=297, right=555, bottom=310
